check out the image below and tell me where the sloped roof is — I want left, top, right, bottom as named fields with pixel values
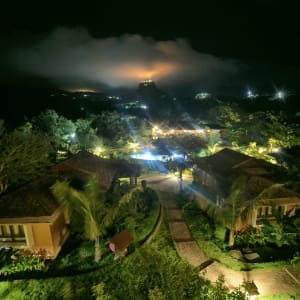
left=0, top=151, right=141, bottom=221
left=194, top=148, right=250, bottom=177
left=52, top=151, right=140, bottom=177
left=194, top=149, right=297, bottom=203
left=194, top=148, right=275, bottom=178
left=109, top=230, right=133, bottom=252
left=0, top=175, right=58, bottom=219
left=256, top=184, right=300, bottom=200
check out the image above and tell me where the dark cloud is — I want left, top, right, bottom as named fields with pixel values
left=8, top=27, right=239, bottom=91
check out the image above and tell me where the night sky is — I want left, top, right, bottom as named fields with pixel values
left=0, top=0, right=299, bottom=95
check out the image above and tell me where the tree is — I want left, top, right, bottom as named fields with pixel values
left=31, top=109, right=77, bottom=150
left=51, top=175, right=119, bottom=262
left=0, top=125, right=54, bottom=194
left=220, top=176, right=248, bottom=247
left=131, top=180, right=158, bottom=214
left=91, top=112, right=130, bottom=148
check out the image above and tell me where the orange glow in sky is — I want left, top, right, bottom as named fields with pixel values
left=109, top=62, right=179, bottom=82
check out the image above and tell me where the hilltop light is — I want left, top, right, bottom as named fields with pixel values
left=247, top=90, right=253, bottom=98
left=276, top=90, right=285, bottom=99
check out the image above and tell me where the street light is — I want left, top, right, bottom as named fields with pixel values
left=244, top=281, right=259, bottom=300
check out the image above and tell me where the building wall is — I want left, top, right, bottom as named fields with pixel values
left=31, top=223, right=54, bottom=256
left=49, top=211, right=69, bottom=258
left=0, top=210, right=69, bottom=259
left=29, top=211, right=69, bottom=258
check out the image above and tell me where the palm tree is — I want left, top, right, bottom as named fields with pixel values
left=51, top=175, right=120, bottom=262
left=220, top=176, right=248, bottom=247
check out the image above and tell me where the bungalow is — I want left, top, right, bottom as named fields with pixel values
left=51, top=150, right=141, bottom=188
left=0, top=176, right=69, bottom=259
left=192, top=148, right=300, bottom=231
left=0, top=151, right=141, bottom=258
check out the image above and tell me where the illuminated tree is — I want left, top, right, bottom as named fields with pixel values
left=91, top=112, right=130, bottom=148
left=31, top=109, right=77, bottom=149
left=215, top=105, right=242, bottom=129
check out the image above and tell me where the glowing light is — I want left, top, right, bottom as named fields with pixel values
left=131, top=151, right=156, bottom=160
left=93, top=146, right=102, bottom=156
left=111, top=62, right=179, bottom=82
left=272, top=147, right=281, bottom=153
left=258, top=147, right=265, bottom=154
left=195, top=92, right=210, bottom=100
left=68, top=88, right=96, bottom=93
left=69, top=133, right=76, bottom=138
left=172, top=152, right=184, bottom=159
left=276, top=90, right=285, bottom=99
left=247, top=90, right=253, bottom=98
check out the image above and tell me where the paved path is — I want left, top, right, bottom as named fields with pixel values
left=145, top=173, right=300, bottom=297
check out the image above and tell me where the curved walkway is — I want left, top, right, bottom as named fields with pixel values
left=146, top=174, right=300, bottom=297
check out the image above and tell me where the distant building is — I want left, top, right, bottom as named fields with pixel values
left=151, top=122, right=225, bottom=139
left=136, top=80, right=171, bottom=112
left=195, top=92, right=211, bottom=100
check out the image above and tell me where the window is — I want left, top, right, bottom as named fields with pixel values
left=267, top=206, right=272, bottom=215
left=0, top=225, right=26, bottom=242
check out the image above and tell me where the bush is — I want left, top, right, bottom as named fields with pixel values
left=0, top=248, right=16, bottom=268
left=182, top=201, right=215, bottom=240
left=0, top=252, right=46, bottom=276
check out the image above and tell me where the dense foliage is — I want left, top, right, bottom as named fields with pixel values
left=0, top=121, right=54, bottom=194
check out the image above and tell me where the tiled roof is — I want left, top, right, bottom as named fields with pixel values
left=52, top=151, right=140, bottom=178
left=193, top=149, right=299, bottom=203
left=245, top=176, right=274, bottom=199
left=194, top=148, right=276, bottom=178
left=256, top=184, right=300, bottom=200
left=0, top=176, right=58, bottom=219
left=194, top=148, right=250, bottom=177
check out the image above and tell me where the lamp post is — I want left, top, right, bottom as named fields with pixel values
left=244, top=280, right=259, bottom=300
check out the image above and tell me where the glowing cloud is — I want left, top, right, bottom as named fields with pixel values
left=11, top=27, right=239, bottom=90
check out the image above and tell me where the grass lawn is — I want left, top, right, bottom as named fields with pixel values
left=0, top=208, right=214, bottom=299
left=182, top=202, right=293, bottom=271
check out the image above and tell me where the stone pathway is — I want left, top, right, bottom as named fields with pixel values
left=163, top=189, right=300, bottom=296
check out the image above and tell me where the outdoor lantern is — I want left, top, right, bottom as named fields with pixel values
left=244, top=280, right=259, bottom=300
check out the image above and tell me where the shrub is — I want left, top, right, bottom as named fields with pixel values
left=0, top=252, right=46, bottom=276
